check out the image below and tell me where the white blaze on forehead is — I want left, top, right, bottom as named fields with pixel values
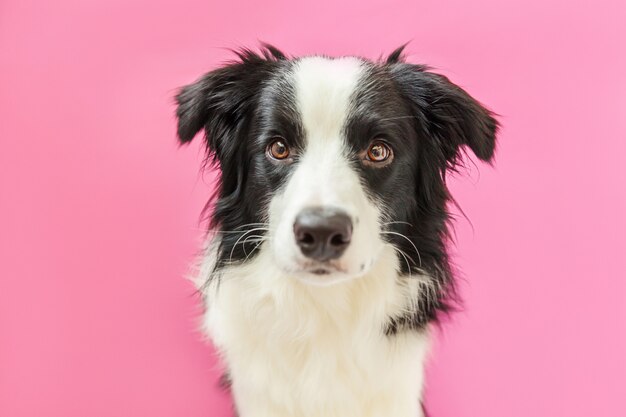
left=285, top=56, right=366, bottom=210
left=292, top=56, right=365, bottom=141
left=269, top=56, right=385, bottom=281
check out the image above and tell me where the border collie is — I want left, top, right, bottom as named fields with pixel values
left=175, top=45, right=498, bottom=417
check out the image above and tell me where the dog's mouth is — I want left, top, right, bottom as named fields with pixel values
left=309, top=267, right=332, bottom=275
left=304, top=262, right=345, bottom=275
left=295, top=261, right=365, bottom=285
left=293, top=264, right=354, bottom=286
left=283, top=257, right=374, bottom=286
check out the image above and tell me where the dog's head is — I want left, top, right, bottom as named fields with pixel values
left=176, top=45, right=497, bottom=290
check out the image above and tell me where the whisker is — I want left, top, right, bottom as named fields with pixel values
left=234, top=223, right=269, bottom=230
left=377, top=115, right=419, bottom=122
left=381, top=231, right=423, bottom=268
left=241, top=234, right=268, bottom=257
left=395, top=246, right=413, bottom=279
left=243, top=239, right=266, bottom=263
left=212, top=228, right=270, bottom=236
left=381, top=221, right=413, bottom=227
left=380, top=242, right=415, bottom=279
left=228, top=227, right=272, bottom=263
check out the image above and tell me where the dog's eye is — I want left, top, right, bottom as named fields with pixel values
left=267, top=138, right=290, bottom=160
left=366, top=141, right=392, bottom=164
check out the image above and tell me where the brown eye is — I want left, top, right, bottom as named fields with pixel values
left=366, top=141, right=392, bottom=163
left=267, top=138, right=290, bottom=160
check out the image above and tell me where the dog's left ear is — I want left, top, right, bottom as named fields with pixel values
left=390, top=64, right=499, bottom=165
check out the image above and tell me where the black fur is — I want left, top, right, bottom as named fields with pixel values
left=175, top=46, right=300, bottom=272
left=175, top=45, right=498, bottom=333
left=348, top=48, right=498, bottom=333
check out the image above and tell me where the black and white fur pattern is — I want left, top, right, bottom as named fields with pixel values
left=175, top=45, right=498, bottom=417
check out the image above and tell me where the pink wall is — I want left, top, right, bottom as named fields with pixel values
left=1, top=1, right=625, bottom=416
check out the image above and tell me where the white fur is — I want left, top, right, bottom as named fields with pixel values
left=271, top=57, right=384, bottom=285
left=196, top=57, right=430, bottom=417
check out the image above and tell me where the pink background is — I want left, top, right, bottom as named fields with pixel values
left=1, top=0, right=625, bottom=416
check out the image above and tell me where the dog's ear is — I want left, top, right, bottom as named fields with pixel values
left=390, top=63, right=498, bottom=165
left=174, top=46, right=287, bottom=153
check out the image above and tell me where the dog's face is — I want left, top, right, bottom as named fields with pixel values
left=176, top=46, right=497, bottom=289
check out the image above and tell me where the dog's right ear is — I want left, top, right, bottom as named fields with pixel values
left=175, top=72, right=214, bottom=144
left=174, top=46, right=287, bottom=151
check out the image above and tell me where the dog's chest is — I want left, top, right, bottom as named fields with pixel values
left=202, top=261, right=429, bottom=417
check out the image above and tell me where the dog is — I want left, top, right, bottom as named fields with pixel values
left=175, top=44, right=498, bottom=417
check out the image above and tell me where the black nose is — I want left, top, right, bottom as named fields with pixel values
left=294, top=207, right=353, bottom=261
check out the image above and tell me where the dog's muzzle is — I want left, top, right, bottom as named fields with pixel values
left=293, top=207, right=352, bottom=262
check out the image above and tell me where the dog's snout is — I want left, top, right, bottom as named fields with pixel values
left=294, top=208, right=352, bottom=261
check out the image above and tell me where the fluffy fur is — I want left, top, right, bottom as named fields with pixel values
left=175, top=45, right=498, bottom=417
